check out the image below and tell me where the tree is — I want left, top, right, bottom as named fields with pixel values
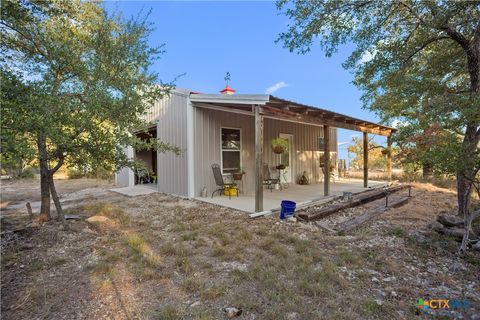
left=347, top=136, right=392, bottom=171
left=1, top=71, right=37, bottom=178
left=277, top=0, right=480, bottom=253
left=1, top=0, right=179, bottom=220
left=393, top=121, right=461, bottom=179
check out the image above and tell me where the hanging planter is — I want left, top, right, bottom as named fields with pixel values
left=273, top=146, right=284, bottom=153
left=272, top=138, right=289, bottom=154
left=232, top=167, right=245, bottom=180
left=232, top=172, right=242, bottom=180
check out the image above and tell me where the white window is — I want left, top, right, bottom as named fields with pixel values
left=221, top=128, right=241, bottom=174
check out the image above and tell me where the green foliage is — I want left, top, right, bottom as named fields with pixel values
left=271, top=137, right=289, bottom=151
left=17, top=167, right=35, bottom=179
left=277, top=1, right=480, bottom=219
left=66, top=166, right=112, bottom=180
left=393, top=122, right=465, bottom=177
left=0, top=0, right=180, bottom=181
left=347, top=136, right=397, bottom=170
left=1, top=71, right=37, bottom=178
left=277, top=1, right=479, bottom=166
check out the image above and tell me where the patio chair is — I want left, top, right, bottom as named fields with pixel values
left=136, top=168, right=151, bottom=184
left=211, top=164, right=238, bottom=199
left=320, top=166, right=338, bottom=184
left=263, top=163, right=279, bottom=192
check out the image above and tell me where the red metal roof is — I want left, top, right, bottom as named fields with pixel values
left=220, top=85, right=236, bottom=94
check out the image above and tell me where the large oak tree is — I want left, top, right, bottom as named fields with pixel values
left=1, top=0, right=179, bottom=220
left=277, top=0, right=480, bottom=252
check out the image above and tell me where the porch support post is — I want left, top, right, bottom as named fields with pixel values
left=363, top=131, right=368, bottom=188
left=254, top=105, right=264, bottom=212
left=387, top=135, right=392, bottom=182
left=323, top=125, right=330, bottom=196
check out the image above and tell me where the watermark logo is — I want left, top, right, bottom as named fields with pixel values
left=416, top=298, right=470, bottom=311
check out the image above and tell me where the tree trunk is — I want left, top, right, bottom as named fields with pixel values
left=37, top=134, right=51, bottom=218
left=49, top=175, right=65, bottom=223
left=422, top=163, right=433, bottom=180
left=457, top=173, right=473, bottom=217
left=457, top=125, right=479, bottom=254
left=458, top=38, right=479, bottom=254
left=457, top=41, right=480, bottom=217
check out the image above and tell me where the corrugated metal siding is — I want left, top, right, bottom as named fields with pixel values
left=263, top=118, right=336, bottom=188
left=116, top=167, right=130, bottom=187
left=193, top=108, right=337, bottom=196
left=153, top=92, right=189, bottom=196
left=115, top=146, right=134, bottom=187
left=193, top=108, right=256, bottom=197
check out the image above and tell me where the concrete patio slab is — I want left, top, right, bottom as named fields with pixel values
left=110, top=184, right=157, bottom=197
left=195, top=178, right=387, bottom=213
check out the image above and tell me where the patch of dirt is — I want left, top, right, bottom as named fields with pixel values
left=1, top=180, right=479, bottom=319
left=1, top=178, right=114, bottom=211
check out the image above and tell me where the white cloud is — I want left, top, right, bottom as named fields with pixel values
left=391, top=119, right=405, bottom=128
left=265, top=81, right=289, bottom=95
left=359, top=49, right=377, bottom=64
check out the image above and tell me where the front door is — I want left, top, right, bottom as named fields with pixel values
left=279, top=133, right=293, bottom=183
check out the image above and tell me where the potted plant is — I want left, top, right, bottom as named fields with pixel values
left=272, top=138, right=289, bottom=154
left=297, top=171, right=310, bottom=185
left=232, top=167, right=245, bottom=180
left=276, top=164, right=286, bottom=170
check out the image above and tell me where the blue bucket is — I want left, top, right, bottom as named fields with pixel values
left=280, top=200, right=296, bottom=219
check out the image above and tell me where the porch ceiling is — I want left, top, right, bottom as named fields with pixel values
left=190, top=94, right=396, bottom=136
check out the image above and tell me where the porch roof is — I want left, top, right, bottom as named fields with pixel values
left=190, top=94, right=396, bottom=136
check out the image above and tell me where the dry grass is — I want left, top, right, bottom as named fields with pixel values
left=1, top=180, right=479, bottom=319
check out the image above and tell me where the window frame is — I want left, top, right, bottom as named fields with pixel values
left=220, top=127, right=242, bottom=174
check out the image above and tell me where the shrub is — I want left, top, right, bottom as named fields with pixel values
left=18, top=167, right=35, bottom=179
left=67, top=166, right=113, bottom=180
left=67, top=167, right=86, bottom=179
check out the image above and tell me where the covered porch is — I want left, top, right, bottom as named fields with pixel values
left=196, top=178, right=387, bottom=213
left=190, top=94, right=396, bottom=213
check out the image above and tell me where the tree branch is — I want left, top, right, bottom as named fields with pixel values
left=0, top=21, right=51, bottom=61
left=402, top=36, right=450, bottom=65
left=60, top=93, right=88, bottom=104
left=473, top=15, right=480, bottom=42
left=397, top=1, right=426, bottom=25
left=440, top=25, right=470, bottom=51
left=402, top=22, right=421, bottom=46
left=369, top=145, right=385, bottom=151
left=49, top=152, right=64, bottom=174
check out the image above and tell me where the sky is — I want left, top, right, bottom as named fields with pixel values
left=104, top=1, right=389, bottom=163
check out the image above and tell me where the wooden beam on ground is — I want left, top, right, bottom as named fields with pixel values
left=363, top=132, right=368, bottom=188
left=254, top=104, right=264, bottom=212
left=296, top=184, right=410, bottom=222
left=387, top=135, right=392, bottom=182
left=249, top=210, right=272, bottom=218
left=314, top=221, right=336, bottom=233
left=336, top=197, right=409, bottom=233
left=323, top=125, right=330, bottom=196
